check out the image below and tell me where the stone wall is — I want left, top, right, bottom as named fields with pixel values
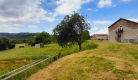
left=109, top=26, right=138, bottom=42
left=95, top=35, right=108, bottom=40
left=109, top=19, right=138, bottom=32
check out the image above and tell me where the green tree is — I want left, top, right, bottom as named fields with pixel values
left=0, top=37, right=10, bottom=50
left=0, top=39, right=6, bottom=50
left=35, top=32, right=51, bottom=44
left=82, top=30, right=90, bottom=40
left=53, top=12, right=90, bottom=50
left=8, top=43, right=15, bottom=49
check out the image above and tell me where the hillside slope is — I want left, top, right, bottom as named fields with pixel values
left=27, top=42, right=138, bottom=80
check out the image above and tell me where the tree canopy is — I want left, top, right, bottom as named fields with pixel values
left=0, top=37, right=15, bottom=50
left=35, top=31, right=51, bottom=44
left=53, top=12, right=90, bottom=50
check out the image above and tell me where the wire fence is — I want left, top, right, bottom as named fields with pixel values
left=0, top=53, right=58, bottom=80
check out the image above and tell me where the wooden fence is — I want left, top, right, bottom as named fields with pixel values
left=0, top=53, right=58, bottom=80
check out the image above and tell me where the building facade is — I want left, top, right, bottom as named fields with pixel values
left=108, top=18, right=138, bottom=43
left=91, top=34, right=108, bottom=40
left=35, top=43, right=44, bottom=48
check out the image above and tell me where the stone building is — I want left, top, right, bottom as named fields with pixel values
left=91, top=34, right=108, bottom=41
left=108, top=18, right=138, bottom=43
left=35, top=43, right=44, bottom=48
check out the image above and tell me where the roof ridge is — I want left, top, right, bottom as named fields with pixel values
left=108, top=18, right=138, bottom=28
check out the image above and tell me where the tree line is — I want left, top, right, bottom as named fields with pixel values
left=0, top=12, right=91, bottom=50
left=0, top=37, right=15, bottom=51
left=28, top=32, right=54, bottom=46
left=0, top=33, right=39, bottom=39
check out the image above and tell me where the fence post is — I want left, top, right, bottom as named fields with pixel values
left=56, top=53, right=58, bottom=60
left=25, top=65, right=27, bottom=80
left=46, top=56, right=48, bottom=65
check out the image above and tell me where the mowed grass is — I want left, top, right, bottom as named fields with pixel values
left=0, top=41, right=98, bottom=76
left=27, top=42, right=138, bottom=80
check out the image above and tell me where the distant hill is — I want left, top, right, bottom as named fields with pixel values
left=0, top=33, right=40, bottom=39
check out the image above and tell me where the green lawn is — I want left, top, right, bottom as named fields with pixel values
left=0, top=41, right=98, bottom=77
left=27, top=42, right=138, bottom=80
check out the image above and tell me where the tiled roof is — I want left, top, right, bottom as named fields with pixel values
left=91, top=34, right=108, bottom=38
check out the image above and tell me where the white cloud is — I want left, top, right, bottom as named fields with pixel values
left=112, top=5, right=116, bottom=7
left=87, top=8, right=98, bottom=12
left=93, top=20, right=113, bottom=24
left=87, top=8, right=92, bottom=10
left=95, top=10, right=98, bottom=11
left=87, top=8, right=94, bottom=11
left=81, top=0, right=93, bottom=3
left=86, top=21, right=90, bottom=23
left=120, top=0, right=132, bottom=2
left=54, top=0, right=94, bottom=17
left=90, top=26, right=108, bottom=35
left=98, top=0, right=112, bottom=8
left=128, top=18, right=138, bottom=22
left=91, top=27, right=98, bottom=30
left=49, top=12, right=53, bottom=15
left=28, top=25, right=37, bottom=28
left=0, top=0, right=56, bottom=31
left=95, top=27, right=108, bottom=34
left=42, top=17, right=56, bottom=22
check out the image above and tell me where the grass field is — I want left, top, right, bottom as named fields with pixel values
left=27, top=42, right=138, bottom=80
left=0, top=41, right=98, bottom=78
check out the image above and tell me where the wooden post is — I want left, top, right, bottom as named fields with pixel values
left=57, top=54, right=58, bottom=60
left=46, top=58, right=48, bottom=65
left=25, top=65, right=27, bottom=80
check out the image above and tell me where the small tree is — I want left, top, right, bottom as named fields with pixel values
left=8, top=43, right=15, bottom=49
left=0, top=37, right=10, bottom=50
left=35, top=31, right=51, bottom=44
left=53, top=12, right=90, bottom=50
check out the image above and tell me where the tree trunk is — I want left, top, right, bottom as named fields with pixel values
left=78, top=42, right=82, bottom=50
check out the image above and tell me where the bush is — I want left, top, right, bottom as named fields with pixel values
left=0, top=41, right=6, bottom=51
left=31, top=42, right=35, bottom=46
left=0, top=37, right=9, bottom=50
left=82, top=41, right=98, bottom=50
left=8, top=43, right=15, bottom=49
left=28, top=42, right=31, bottom=46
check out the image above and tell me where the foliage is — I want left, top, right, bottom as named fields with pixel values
left=8, top=43, right=15, bottom=49
left=0, top=33, right=39, bottom=39
left=35, top=31, right=51, bottom=44
left=53, top=12, right=91, bottom=50
left=27, top=38, right=35, bottom=46
left=0, top=37, right=16, bottom=50
left=0, top=39, right=6, bottom=50
left=9, top=39, right=29, bottom=44
left=83, top=30, right=90, bottom=40
left=0, top=37, right=10, bottom=50
left=30, top=42, right=35, bottom=46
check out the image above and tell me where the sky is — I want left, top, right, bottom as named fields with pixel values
left=0, top=0, right=138, bottom=36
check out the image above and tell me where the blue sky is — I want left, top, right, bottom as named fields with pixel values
left=0, top=0, right=138, bottom=36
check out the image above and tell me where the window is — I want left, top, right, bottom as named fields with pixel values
left=120, top=26, right=122, bottom=30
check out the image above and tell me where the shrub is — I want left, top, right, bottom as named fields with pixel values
left=0, top=37, right=9, bottom=50
left=8, top=43, right=15, bottom=49
left=28, top=42, right=31, bottom=46
left=82, top=41, right=98, bottom=50
left=31, top=42, right=35, bottom=46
